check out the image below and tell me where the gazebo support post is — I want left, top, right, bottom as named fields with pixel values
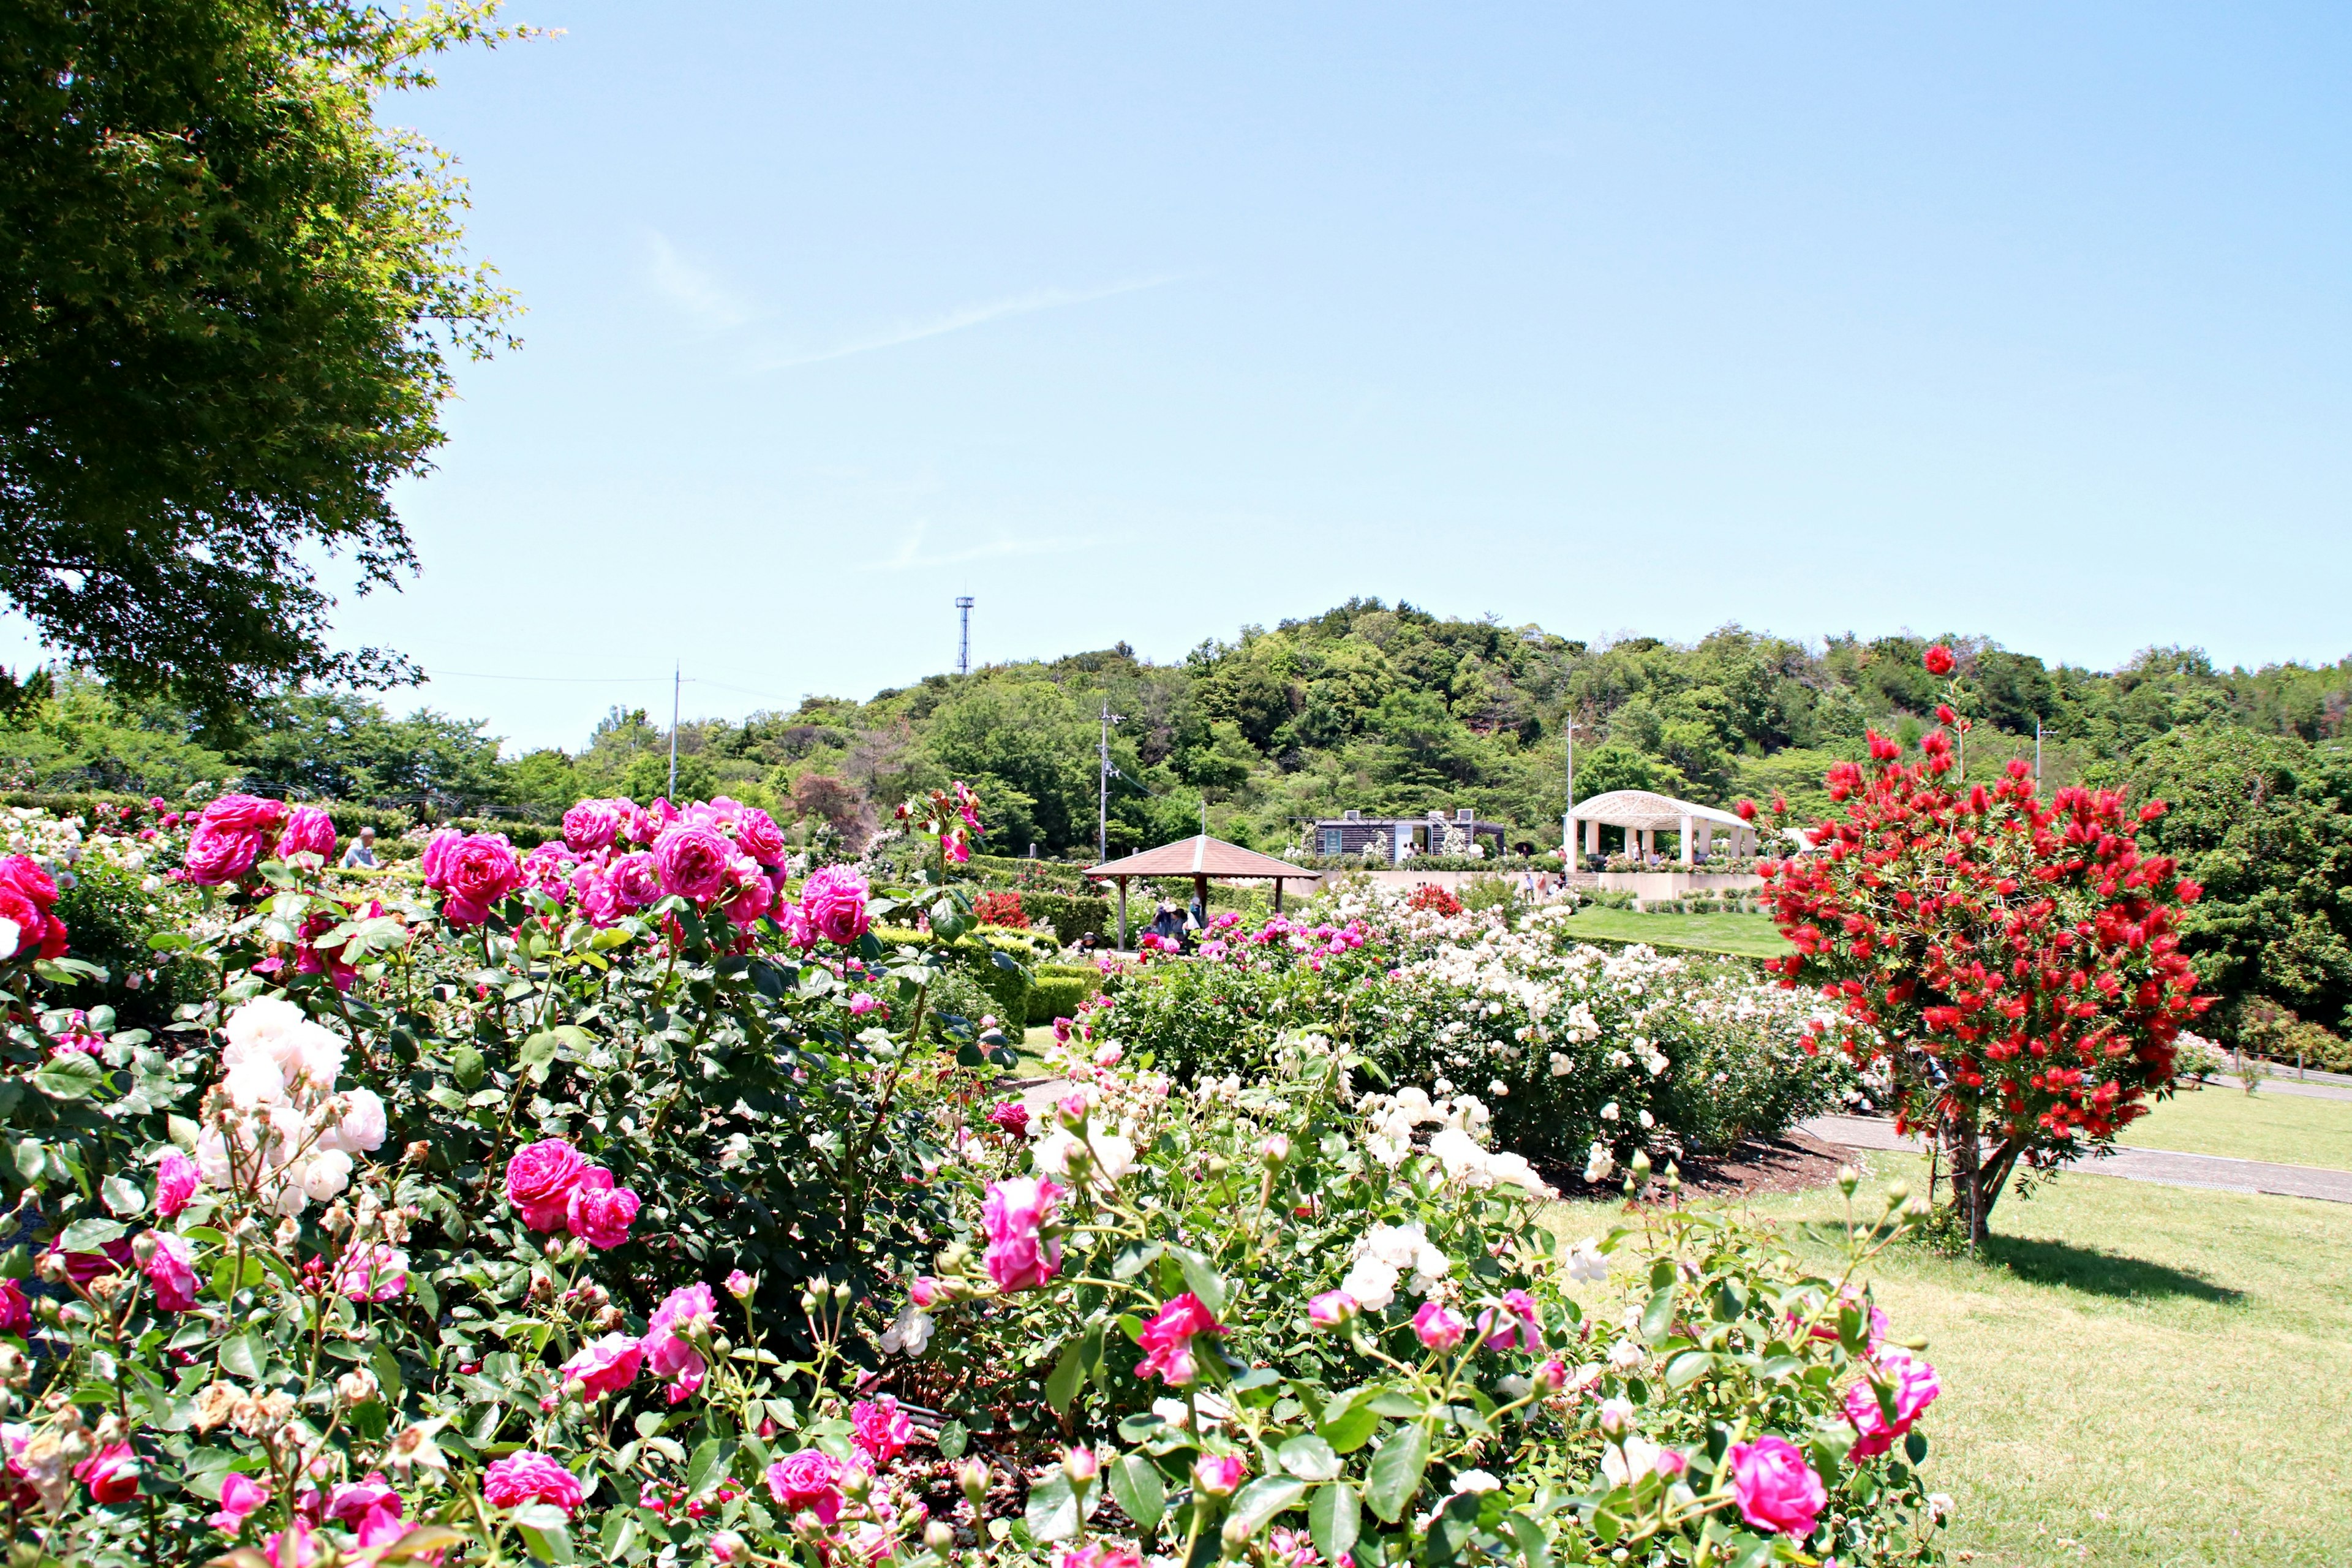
left=1192, top=873, right=1208, bottom=927
left=1273, top=877, right=1284, bottom=913
left=1117, top=877, right=1129, bottom=950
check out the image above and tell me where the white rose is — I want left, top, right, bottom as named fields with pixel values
left=195, top=1126, right=233, bottom=1185
left=1600, top=1102, right=1619, bottom=1122
left=287, top=1022, right=347, bottom=1091
left=1583, top=1143, right=1616, bottom=1183
left=1562, top=1237, right=1609, bottom=1283
left=322, top=1089, right=386, bottom=1153
left=1340, top=1256, right=1400, bottom=1312
left=0, top=918, right=18, bottom=961
left=303, top=1148, right=354, bottom=1201
left=222, top=1056, right=285, bottom=1112
left=223, top=996, right=306, bottom=1069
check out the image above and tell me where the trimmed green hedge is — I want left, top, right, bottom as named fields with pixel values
left=1003, top=891, right=1110, bottom=946
left=957, top=853, right=1095, bottom=894
left=1027, top=965, right=1104, bottom=1027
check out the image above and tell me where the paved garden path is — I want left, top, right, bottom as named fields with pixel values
left=1800, top=1115, right=2352, bottom=1204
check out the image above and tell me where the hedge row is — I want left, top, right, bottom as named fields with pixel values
left=1027, top=965, right=1104, bottom=1027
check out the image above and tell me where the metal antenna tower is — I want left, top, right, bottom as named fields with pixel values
left=954, top=596, right=975, bottom=675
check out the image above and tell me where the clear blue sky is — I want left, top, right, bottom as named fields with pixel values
left=26, top=3, right=2352, bottom=752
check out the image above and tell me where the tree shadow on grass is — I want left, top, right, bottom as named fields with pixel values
left=1980, top=1234, right=2245, bottom=1304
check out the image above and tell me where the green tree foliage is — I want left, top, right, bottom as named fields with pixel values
left=229, top=692, right=513, bottom=807
left=0, top=0, right=524, bottom=716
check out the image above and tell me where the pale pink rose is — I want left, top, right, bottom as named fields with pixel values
left=560, top=1332, right=644, bottom=1399
left=505, top=1138, right=590, bottom=1231
left=564, top=1167, right=640, bottom=1250
left=797, top=867, right=871, bottom=946
left=654, top=825, right=733, bottom=903
left=1412, top=1301, right=1466, bottom=1352
left=1844, top=1352, right=1942, bottom=1460
left=156, top=1151, right=200, bottom=1217
left=211, top=1470, right=270, bottom=1532
left=981, top=1177, right=1063, bottom=1293
left=1727, top=1436, right=1826, bottom=1536
left=725, top=1270, right=755, bottom=1298
left=141, top=1231, right=200, bottom=1313
left=276, top=806, right=337, bottom=861
left=482, top=1451, right=584, bottom=1515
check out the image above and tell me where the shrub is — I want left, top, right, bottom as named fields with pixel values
left=1012, top=889, right=1111, bottom=946
left=1407, top=883, right=1463, bottom=916
left=1026, top=965, right=1102, bottom=1027
left=974, top=889, right=1030, bottom=928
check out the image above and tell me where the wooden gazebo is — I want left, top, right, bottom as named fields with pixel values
left=1084, top=835, right=1321, bottom=949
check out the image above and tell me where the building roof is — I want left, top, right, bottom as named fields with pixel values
left=1567, top=788, right=1752, bottom=832
left=1085, top=834, right=1317, bottom=880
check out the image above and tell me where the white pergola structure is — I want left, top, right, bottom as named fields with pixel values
left=1565, top=788, right=1758, bottom=865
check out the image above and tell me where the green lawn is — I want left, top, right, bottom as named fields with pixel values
left=1545, top=1162, right=2352, bottom=1567
left=2121, top=1081, right=2352, bottom=1171
left=1553, top=906, right=1792, bottom=959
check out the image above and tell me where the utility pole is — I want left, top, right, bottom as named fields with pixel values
left=2034, top=718, right=2043, bottom=790
left=1560, top=716, right=1581, bottom=861
left=668, top=663, right=680, bottom=800
left=1097, top=699, right=1123, bottom=861
left=955, top=597, right=974, bottom=676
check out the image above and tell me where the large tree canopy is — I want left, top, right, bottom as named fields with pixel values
left=0, top=0, right=520, bottom=716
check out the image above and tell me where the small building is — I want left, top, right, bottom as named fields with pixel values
left=1308, top=807, right=1511, bottom=864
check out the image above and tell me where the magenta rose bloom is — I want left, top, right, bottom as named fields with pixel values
left=277, top=806, right=337, bottom=861
left=1136, top=1292, right=1225, bottom=1387
left=850, top=1395, right=915, bottom=1464
left=609, top=851, right=662, bottom=909
left=141, top=1231, right=200, bottom=1313
left=1727, top=1436, right=1826, bottom=1536
left=560, top=1332, right=643, bottom=1400
left=155, top=1151, right=200, bottom=1218
left=0, top=1278, right=31, bottom=1334
left=521, top=842, right=576, bottom=900
left=1479, top=1288, right=1544, bottom=1351
left=1844, top=1352, right=1941, bottom=1460
left=482, top=1452, right=584, bottom=1515
left=565, top=1167, right=641, bottom=1250
left=420, top=827, right=465, bottom=889
left=198, top=794, right=288, bottom=835
left=505, top=1138, right=590, bottom=1231
left=327, top=1474, right=405, bottom=1547
left=180, top=821, right=266, bottom=886
left=733, top=807, right=788, bottom=867
left=334, top=1243, right=409, bottom=1302
left=442, top=834, right=522, bottom=927
left=797, top=867, right=872, bottom=946
left=1412, top=1301, right=1466, bottom=1352
left=654, top=825, right=734, bottom=903
left=562, top=798, right=627, bottom=853
left=643, top=1281, right=717, bottom=1403
left=723, top=864, right=772, bottom=929
left=765, top=1449, right=846, bottom=1523
left=981, top=1177, right=1063, bottom=1293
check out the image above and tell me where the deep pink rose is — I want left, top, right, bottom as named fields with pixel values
left=334, top=1244, right=409, bottom=1302
left=326, top=1473, right=404, bottom=1547
left=765, top=1449, right=846, bottom=1523
left=560, top=1332, right=643, bottom=1399
left=851, top=1395, right=914, bottom=1464
left=0, top=856, right=56, bottom=910
left=505, top=1138, right=590, bottom=1231
left=981, top=1177, right=1063, bottom=1293
left=277, top=806, right=337, bottom=861
left=1727, top=1436, right=1826, bottom=1537
left=562, top=798, right=627, bottom=853
left=141, top=1231, right=200, bottom=1313
left=420, top=828, right=465, bottom=889
left=797, top=867, right=871, bottom=946
left=654, top=825, right=733, bottom=903
left=609, top=851, right=662, bottom=908
left=723, top=862, right=772, bottom=929
left=521, top=842, right=577, bottom=900
left=156, top=1151, right=200, bottom=1218
left=1479, top=1288, right=1543, bottom=1351
left=0, top=1279, right=29, bottom=1334
left=199, top=794, right=288, bottom=835
left=733, top=807, right=788, bottom=867
left=481, top=1451, right=583, bottom=1515
left=565, top=1167, right=640, bottom=1250
left=442, top=834, right=522, bottom=926
left=181, top=821, right=266, bottom=886
left=1191, top=1453, right=1246, bottom=1498
left=47, top=1238, right=132, bottom=1284
left=75, top=1441, right=139, bottom=1504
left=908, top=1275, right=941, bottom=1307
left=1844, top=1352, right=1941, bottom=1460
left=1412, top=1301, right=1466, bottom=1352
left=1136, top=1292, right=1224, bottom=1387
left=1306, top=1290, right=1357, bottom=1329
left=643, top=1282, right=716, bottom=1402
left=210, top=1471, right=270, bottom=1532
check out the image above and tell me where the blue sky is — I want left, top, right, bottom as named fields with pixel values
left=22, top=3, right=2352, bottom=752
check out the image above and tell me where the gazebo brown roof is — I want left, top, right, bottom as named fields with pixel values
left=1084, top=835, right=1320, bottom=948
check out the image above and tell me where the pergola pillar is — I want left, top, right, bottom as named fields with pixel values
left=1585, top=819, right=1600, bottom=856
left=1679, top=813, right=1695, bottom=866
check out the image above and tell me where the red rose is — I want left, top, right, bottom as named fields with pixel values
left=1923, top=644, right=1957, bottom=677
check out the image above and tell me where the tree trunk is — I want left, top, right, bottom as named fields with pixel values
left=1939, top=1109, right=2021, bottom=1248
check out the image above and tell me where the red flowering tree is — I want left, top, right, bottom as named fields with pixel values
left=973, top=889, right=1030, bottom=929
left=1744, top=648, right=2212, bottom=1246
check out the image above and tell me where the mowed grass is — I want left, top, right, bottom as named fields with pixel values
left=2120, top=1081, right=2352, bottom=1171
left=1554, top=906, right=1793, bottom=959
left=1545, top=1160, right=2352, bottom=1567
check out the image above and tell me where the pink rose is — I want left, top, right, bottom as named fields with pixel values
left=1479, top=1289, right=1543, bottom=1351
left=481, top=1451, right=584, bottom=1515
left=156, top=1152, right=200, bottom=1218
left=442, top=834, right=522, bottom=927
left=521, top=842, right=577, bottom=900
left=200, top=794, right=289, bottom=835
left=723, top=862, right=772, bottom=929
left=766, top=1449, right=846, bottom=1523
left=1191, top=1453, right=1246, bottom=1498
left=981, top=1177, right=1063, bottom=1293
left=986, top=1100, right=1030, bottom=1136
left=609, top=851, right=662, bottom=908
left=505, top=1138, right=590, bottom=1231
left=644, top=1282, right=716, bottom=1403
left=1726, top=1436, right=1826, bottom=1537
left=1061, top=1548, right=1147, bottom=1568
left=0, top=1279, right=29, bottom=1335
left=141, top=1231, right=200, bottom=1313
left=560, top=1332, right=644, bottom=1400
left=334, top=1244, right=408, bottom=1302
left=420, top=828, right=465, bottom=889
left=848, top=991, right=880, bottom=1017
left=565, top=1167, right=641, bottom=1250
left=277, top=806, right=337, bottom=861
left=1412, top=1301, right=1466, bottom=1352
left=1844, top=1352, right=1941, bottom=1460
left=1306, top=1291, right=1357, bottom=1329
left=797, top=867, right=871, bottom=946
left=654, top=825, right=733, bottom=903
left=733, top=807, right=788, bottom=867
left=263, top=1521, right=317, bottom=1567
left=908, top=1275, right=941, bottom=1308
left=76, top=1441, right=139, bottom=1503
left=562, top=798, right=627, bottom=853
left=211, top=1471, right=270, bottom=1532
left=1136, top=1293, right=1225, bottom=1387
left=573, top=867, right=624, bottom=927
left=851, top=1395, right=915, bottom=1464
left=181, top=820, right=267, bottom=886
left=326, top=1473, right=405, bottom=1547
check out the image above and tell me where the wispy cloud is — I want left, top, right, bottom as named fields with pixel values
left=859, top=521, right=1086, bottom=573
left=645, top=232, right=756, bottom=330
left=758, top=274, right=1181, bottom=370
